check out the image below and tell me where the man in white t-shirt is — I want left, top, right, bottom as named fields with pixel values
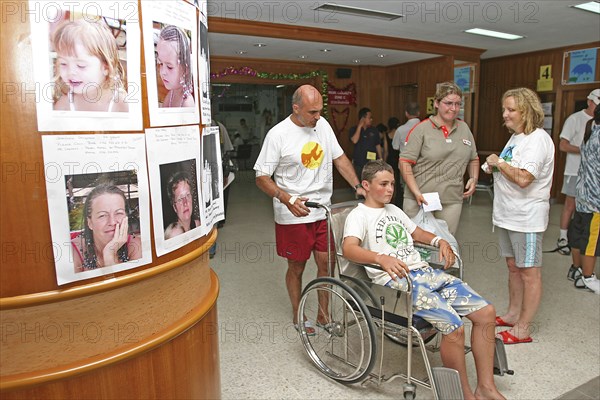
left=556, top=89, right=599, bottom=254
left=254, top=85, right=364, bottom=335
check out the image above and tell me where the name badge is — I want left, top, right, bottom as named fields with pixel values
left=463, top=139, right=472, bottom=146
left=366, top=151, right=377, bottom=160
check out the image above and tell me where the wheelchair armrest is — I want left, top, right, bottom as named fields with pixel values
left=414, top=242, right=463, bottom=275
left=347, top=260, right=415, bottom=294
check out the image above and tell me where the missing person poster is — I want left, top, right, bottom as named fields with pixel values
left=29, top=0, right=143, bottom=132
left=142, top=0, right=200, bottom=127
left=201, top=126, right=224, bottom=231
left=145, top=125, right=204, bottom=256
left=42, top=134, right=151, bottom=285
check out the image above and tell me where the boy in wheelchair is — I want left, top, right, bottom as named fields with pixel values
left=342, top=160, right=505, bottom=400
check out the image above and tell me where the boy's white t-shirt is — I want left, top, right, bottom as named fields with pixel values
left=343, top=203, right=428, bottom=286
left=254, top=116, right=344, bottom=224
left=492, top=128, right=555, bottom=232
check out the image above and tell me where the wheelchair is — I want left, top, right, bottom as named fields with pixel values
left=297, top=201, right=513, bottom=400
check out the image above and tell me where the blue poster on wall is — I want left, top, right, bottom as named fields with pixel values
left=568, top=49, right=597, bottom=83
left=454, top=67, right=471, bottom=92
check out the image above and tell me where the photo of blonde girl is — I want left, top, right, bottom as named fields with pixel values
left=51, top=18, right=128, bottom=112
left=155, top=24, right=194, bottom=108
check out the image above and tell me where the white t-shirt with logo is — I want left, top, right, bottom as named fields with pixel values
left=492, top=128, right=555, bottom=232
left=343, top=203, right=428, bottom=286
left=254, top=116, right=344, bottom=225
left=560, top=110, right=592, bottom=176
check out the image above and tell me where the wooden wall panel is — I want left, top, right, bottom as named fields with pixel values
left=386, top=56, right=454, bottom=123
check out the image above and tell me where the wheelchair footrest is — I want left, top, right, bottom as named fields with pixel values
left=432, top=367, right=463, bottom=400
left=493, top=338, right=515, bottom=376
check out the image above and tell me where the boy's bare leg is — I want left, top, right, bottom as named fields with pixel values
left=440, top=327, right=476, bottom=400
left=468, top=305, right=506, bottom=400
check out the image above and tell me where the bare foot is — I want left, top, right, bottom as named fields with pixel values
left=475, top=385, right=506, bottom=400
left=506, top=325, right=532, bottom=340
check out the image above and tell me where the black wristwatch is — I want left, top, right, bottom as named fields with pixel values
left=354, top=183, right=363, bottom=191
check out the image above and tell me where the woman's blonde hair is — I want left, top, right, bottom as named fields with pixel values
left=52, top=19, right=126, bottom=101
left=502, top=88, right=544, bottom=134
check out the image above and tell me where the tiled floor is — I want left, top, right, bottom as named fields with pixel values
left=211, top=170, right=600, bottom=400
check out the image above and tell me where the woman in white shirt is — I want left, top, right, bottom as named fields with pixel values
left=484, top=88, right=554, bottom=345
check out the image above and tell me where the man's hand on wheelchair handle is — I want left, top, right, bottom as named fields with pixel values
left=439, top=239, right=455, bottom=269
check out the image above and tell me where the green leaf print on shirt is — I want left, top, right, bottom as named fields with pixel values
left=386, top=223, right=409, bottom=249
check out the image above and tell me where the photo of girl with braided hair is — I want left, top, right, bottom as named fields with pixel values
left=156, top=24, right=195, bottom=108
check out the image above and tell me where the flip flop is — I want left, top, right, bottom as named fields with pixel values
left=497, top=330, right=532, bottom=345
left=495, top=316, right=515, bottom=327
left=295, top=321, right=316, bottom=336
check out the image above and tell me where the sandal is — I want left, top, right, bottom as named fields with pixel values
left=497, top=330, right=532, bottom=345
left=295, top=320, right=316, bottom=336
left=495, top=316, right=515, bottom=327
left=316, top=321, right=335, bottom=334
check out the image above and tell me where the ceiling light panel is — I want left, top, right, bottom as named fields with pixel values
left=465, top=28, right=524, bottom=40
left=572, top=2, right=600, bottom=14
left=313, top=3, right=403, bottom=21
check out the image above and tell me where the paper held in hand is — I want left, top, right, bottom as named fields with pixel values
left=422, top=192, right=443, bottom=212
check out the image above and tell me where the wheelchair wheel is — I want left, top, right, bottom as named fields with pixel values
left=298, top=277, right=376, bottom=384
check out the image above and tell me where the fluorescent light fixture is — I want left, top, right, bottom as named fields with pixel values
left=276, top=85, right=286, bottom=88
left=313, top=3, right=403, bottom=21
left=254, top=43, right=267, bottom=47
left=320, top=49, right=332, bottom=52
left=298, top=55, right=307, bottom=59
left=352, top=59, right=361, bottom=63
left=465, top=28, right=524, bottom=40
left=572, top=1, right=600, bottom=14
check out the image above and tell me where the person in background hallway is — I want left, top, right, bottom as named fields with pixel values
left=232, top=133, right=244, bottom=149
left=393, top=103, right=421, bottom=209
left=349, top=107, right=383, bottom=178
left=568, top=103, right=600, bottom=294
left=238, top=118, right=252, bottom=141
left=385, top=117, right=402, bottom=208
left=392, top=102, right=420, bottom=151
left=556, top=89, right=599, bottom=255
left=399, top=83, right=478, bottom=235
left=484, top=88, right=554, bottom=344
left=377, top=123, right=389, bottom=167
left=254, top=84, right=364, bottom=335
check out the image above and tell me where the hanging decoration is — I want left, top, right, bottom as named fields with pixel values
left=211, top=66, right=329, bottom=117
left=327, top=82, right=357, bottom=106
left=331, top=107, right=350, bottom=135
